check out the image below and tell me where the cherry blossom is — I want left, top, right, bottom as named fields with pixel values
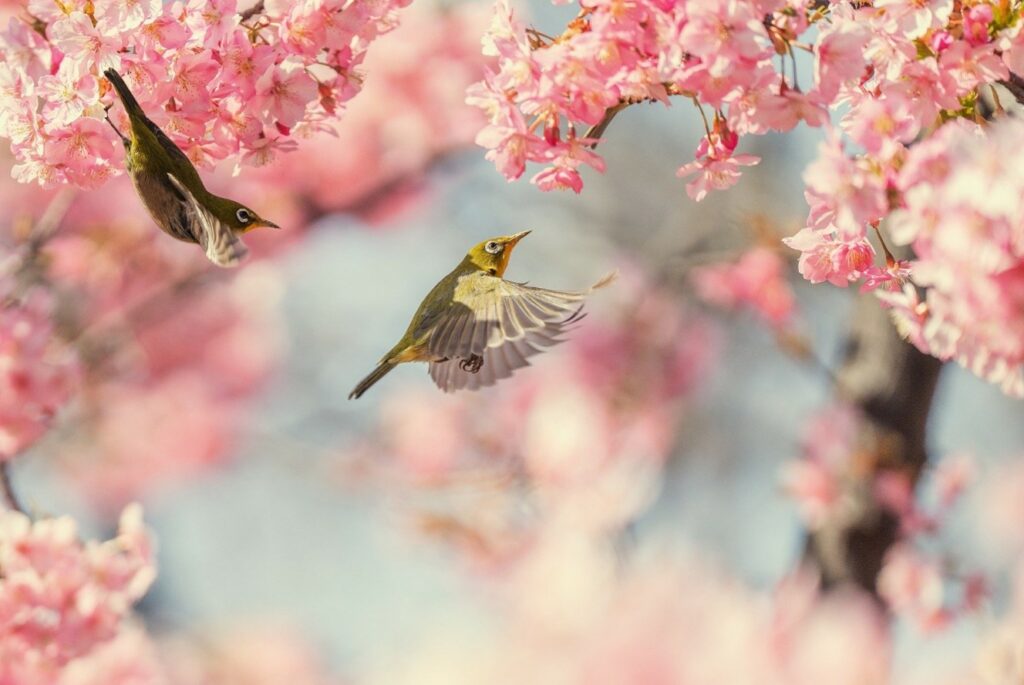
left=0, top=0, right=415, bottom=184
left=0, top=504, right=155, bottom=680
left=0, top=284, right=80, bottom=462
left=690, top=246, right=797, bottom=329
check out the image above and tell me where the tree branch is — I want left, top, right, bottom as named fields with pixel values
left=239, top=0, right=265, bottom=22
left=997, top=72, right=1024, bottom=106
left=0, top=461, right=26, bottom=514
left=804, top=294, right=943, bottom=594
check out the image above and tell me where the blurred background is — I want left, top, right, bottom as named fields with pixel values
left=3, top=1, right=1024, bottom=683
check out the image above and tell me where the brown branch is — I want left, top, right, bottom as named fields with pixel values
left=239, top=0, right=265, bottom=22
left=804, top=293, right=943, bottom=595
left=0, top=461, right=26, bottom=514
left=997, top=72, right=1024, bottom=106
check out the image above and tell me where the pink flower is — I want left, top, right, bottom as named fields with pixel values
left=813, top=20, right=869, bottom=102
left=783, top=227, right=875, bottom=287
left=781, top=404, right=860, bottom=528
left=877, top=544, right=949, bottom=631
left=691, top=247, right=797, bottom=328
left=48, top=12, right=123, bottom=80
left=38, top=73, right=99, bottom=129
left=940, top=41, right=1007, bottom=91
left=0, top=287, right=80, bottom=461
left=0, top=504, right=155, bottom=673
left=676, top=133, right=760, bottom=202
left=44, top=117, right=118, bottom=188
left=875, top=0, right=953, bottom=40
left=962, top=4, right=994, bottom=46
left=859, top=258, right=911, bottom=292
left=254, top=60, right=318, bottom=128
left=475, top=108, right=542, bottom=181
left=842, top=96, right=917, bottom=156
left=93, top=0, right=163, bottom=32
left=532, top=164, right=584, bottom=193
left=171, top=50, right=218, bottom=105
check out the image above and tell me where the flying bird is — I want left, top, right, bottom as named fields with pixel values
left=103, top=69, right=278, bottom=267
left=349, top=230, right=615, bottom=398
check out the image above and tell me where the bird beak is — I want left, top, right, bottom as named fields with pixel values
left=257, top=219, right=280, bottom=230
left=506, top=230, right=531, bottom=246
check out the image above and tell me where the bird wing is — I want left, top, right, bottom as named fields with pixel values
left=165, top=174, right=248, bottom=267
left=426, top=271, right=616, bottom=392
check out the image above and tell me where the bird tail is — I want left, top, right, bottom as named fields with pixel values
left=349, top=361, right=396, bottom=400
left=103, top=69, right=145, bottom=119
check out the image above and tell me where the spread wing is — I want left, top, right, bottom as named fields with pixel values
left=165, top=174, right=248, bottom=267
left=426, top=271, right=616, bottom=392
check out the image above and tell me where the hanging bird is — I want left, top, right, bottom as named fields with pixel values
left=102, top=69, right=278, bottom=267
left=349, top=230, right=615, bottom=399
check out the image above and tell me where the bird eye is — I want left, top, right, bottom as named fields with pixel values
left=485, top=241, right=501, bottom=254
left=236, top=208, right=252, bottom=224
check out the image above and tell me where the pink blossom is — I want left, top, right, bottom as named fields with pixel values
left=962, top=4, right=994, bottom=47
left=94, top=0, right=163, bottom=32
left=813, top=20, right=869, bottom=102
left=48, top=12, right=123, bottom=80
left=878, top=544, right=949, bottom=631
left=0, top=286, right=80, bottom=461
left=842, top=96, right=917, bottom=156
left=676, top=133, right=760, bottom=202
left=885, top=119, right=1024, bottom=397
left=532, top=164, right=584, bottom=193
left=875, top=0, right=953, bottom=40
left=690, top=246, right=797, bottom=328
left=0, top=504, right=155, bottom=676
left=940, top=41, right=1008, bottom=91
left=783, top=227, right=875, bottom=287
left=781, top=404, right=861, bottom=528
left=37, top=73, right=99, bottom=130
left=254, top=60, right=318, bottom=128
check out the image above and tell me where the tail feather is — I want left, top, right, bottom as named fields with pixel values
left=103, top=69, right=145, bottom=119
left=349, top=361, right=397, bottom=399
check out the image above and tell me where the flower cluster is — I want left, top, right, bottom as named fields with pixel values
left=783, top=405, right=987, bottom=631
left=690, top=246, right=797, bottom=330
left=471, top=0, right=1024, bottom=395
left=0, top=0, right=412, bottom=188
left=249, top=1, right=489, bottom=219
left=0, top=504, right=156, bottom=682
left=0, top=283, right=80, bottom=462
left=879, top=120, right=1024, bottom=398
left=467, top=0, right=855, bottom=194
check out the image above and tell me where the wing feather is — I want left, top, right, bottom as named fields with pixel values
left=165, top=174, right=248, bottom=268
left=425, top=271, right=616, bottom=392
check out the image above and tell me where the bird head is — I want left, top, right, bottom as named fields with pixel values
left=209, top=196, right=280, bottom=233
left=465, top=230, right=531, bottom=277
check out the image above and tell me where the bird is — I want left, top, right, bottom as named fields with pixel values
left=349, top=230, right=615, bottom=399
left=102, top=68, right=278, bottom=267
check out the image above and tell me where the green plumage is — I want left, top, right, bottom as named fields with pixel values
left=104, top=69, right=278, bottom=267
left=349, top=231, right=615, bottom=398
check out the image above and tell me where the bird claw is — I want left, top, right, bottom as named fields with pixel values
left=459, top=354, right=483, bottom=374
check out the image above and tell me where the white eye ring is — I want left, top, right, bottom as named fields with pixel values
left=485, top=241, right=501, bottom=254
left=236, top=208, right=252, bottom=223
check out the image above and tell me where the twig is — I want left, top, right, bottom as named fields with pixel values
left=0, top=461, right=25, bottom=514
left=997, top=72, right=1024, bottom=106
left=584, top=102, right=629, bottom=147
left=239, top=0, right=265, bottom=22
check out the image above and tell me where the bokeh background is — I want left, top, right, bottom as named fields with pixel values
left=3, top=1, right=1024, bottom=683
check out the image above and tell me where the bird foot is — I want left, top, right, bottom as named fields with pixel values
left=459, top=354, right=484, bottom=374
